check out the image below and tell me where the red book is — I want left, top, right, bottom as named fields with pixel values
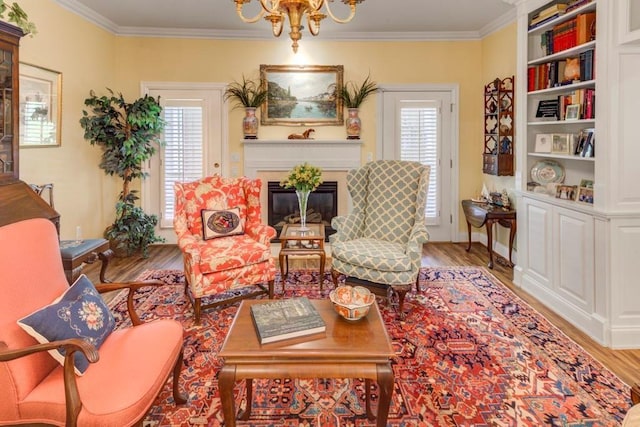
left=528, top=67, right=536, bottom=92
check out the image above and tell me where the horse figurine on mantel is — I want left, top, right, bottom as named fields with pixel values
left=287, top=128, right=315, bottom=140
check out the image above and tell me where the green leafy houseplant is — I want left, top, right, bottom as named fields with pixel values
left=224, top=75, right=268, bottom=108
left=339, top=74, right=378, bottom=108
left=80, top=89, right=165, bottom=258
left=0, top=1, right=36, bottom=35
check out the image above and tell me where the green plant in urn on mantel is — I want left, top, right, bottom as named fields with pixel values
left=224, top=75, right=268, bottom=140
left=338, top=74, right=378, bottom=140
left=80, top=89, right=165, bottom=258
left=280, top=162, right=323, bottom=231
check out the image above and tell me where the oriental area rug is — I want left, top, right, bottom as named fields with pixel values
left=108, top=267, right=632, bottom=426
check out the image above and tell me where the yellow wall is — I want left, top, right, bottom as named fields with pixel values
left=479, top=23, right=517, bottom=248
left=16, top=0, right=516, bottom=242
left=17, top=0, right=117, bottom=240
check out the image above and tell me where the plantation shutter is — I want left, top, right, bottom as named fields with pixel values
left=399, top=101, right=439, bottom=225
left=161, top=101, right=204, bottom=227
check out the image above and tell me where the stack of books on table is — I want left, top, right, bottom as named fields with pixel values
left=250, top=297, right=326, bottom=344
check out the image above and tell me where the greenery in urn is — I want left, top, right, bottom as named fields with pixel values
left=338, top=74, right=378, bottom=108
left=224, top=75, right=268, bottom=108
left=280, top=162, right=323, bottom=192
left=80, top=89, right=165, bottom=258
left=0, top=1, right=36, bottom=35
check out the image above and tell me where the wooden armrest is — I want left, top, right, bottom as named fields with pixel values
left=95, top=280, right=166, bottom=326
left=0, top=338, right=98, bottom=363
left=0, top=338, right=98, bottom=426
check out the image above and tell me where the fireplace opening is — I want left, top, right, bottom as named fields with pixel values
left=268, top=181, right=337, bottom=242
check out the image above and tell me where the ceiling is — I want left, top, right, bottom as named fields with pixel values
left=53, top=0, right=517, bottom=40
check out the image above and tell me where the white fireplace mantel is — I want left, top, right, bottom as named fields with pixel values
left=242, top=139, right=363, bottom=177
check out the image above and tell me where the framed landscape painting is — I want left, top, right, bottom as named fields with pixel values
left=260, top=64, right=344, bottom=126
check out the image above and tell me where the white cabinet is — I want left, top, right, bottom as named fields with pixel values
left=515, top=0, right=640, bottom=348
left=618, top=0, right=640, bottom=44
left=518, top=195, right=602, bottom=340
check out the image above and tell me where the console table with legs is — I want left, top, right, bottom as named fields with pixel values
left=461, top=199, right=516, bottom=269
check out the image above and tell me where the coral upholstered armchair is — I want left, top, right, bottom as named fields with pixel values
left=0, top=218, right=186, bottom=427
left=174, top=175, right=276, bottom=323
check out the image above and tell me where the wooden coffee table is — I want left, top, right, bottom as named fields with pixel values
left=218, top=299, right=395, bottom=427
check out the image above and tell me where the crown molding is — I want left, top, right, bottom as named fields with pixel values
left=54, top=0, right=120, bottom=33
left=53, top=0, right=515, bottom=42
left=479, top=8, right=517, bottom=37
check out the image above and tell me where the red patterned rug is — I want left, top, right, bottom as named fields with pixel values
left=108, top=267, right=631, bottom=426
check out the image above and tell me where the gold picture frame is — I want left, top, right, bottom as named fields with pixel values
left=19, top=63, right=62, bottom=147
left=260, top=64, right=343, bottom=126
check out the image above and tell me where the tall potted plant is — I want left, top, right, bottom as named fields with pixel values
left=80, top=89, right=165, bottom=258
left=224, top=75, right=268, bottom=139
left=338, top=74, right=378, bottom=139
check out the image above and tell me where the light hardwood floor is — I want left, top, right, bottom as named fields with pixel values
left=81, top=242, right=640, bottom=389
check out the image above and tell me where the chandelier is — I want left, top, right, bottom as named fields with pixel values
left=233, top=0, right=365, bottom=53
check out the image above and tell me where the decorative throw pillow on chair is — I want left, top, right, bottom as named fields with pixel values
left=17, top=274, right=115, bottom=375
left=201, top=207, right=244, bottom=240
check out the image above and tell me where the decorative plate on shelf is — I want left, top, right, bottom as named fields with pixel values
left=530, top=160, right=565, bottom=185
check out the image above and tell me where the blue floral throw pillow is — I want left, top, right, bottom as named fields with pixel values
left=17, top=274, right=115, bottom=375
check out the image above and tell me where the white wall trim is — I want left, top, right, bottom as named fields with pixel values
left=376, top=83, right=460, bottom=243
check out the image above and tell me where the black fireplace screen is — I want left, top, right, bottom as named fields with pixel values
left=267, top=181, right=337, bottom=241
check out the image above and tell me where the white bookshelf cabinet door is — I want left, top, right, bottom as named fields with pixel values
left=552, top=206, right=595, bottom=314
left=521, top=197, right=553, bottom=288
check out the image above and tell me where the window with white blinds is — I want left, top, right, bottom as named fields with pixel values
left=161, top=103, right=204, bottom=227
left=399, top=103, right=439, bottom=224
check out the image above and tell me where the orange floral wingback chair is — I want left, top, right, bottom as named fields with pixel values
left=174, top=175, right=276, bottom=323
left=0, top=218, right=186, bottom=427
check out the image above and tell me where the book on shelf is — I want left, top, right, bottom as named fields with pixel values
left=250, top=297, right=326, bottom=344
left=566, top=0, right=593, bottom=13
left=576, top=12, right=596, bottom=45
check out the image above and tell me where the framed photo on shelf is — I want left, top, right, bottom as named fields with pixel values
left=579, top=179, right=594, bottom=189
left=565, top=104, right=581, bottom=121
left=555, top=184, right=578, bottom=201
left=260, top=64, right=344, bottom=126
left=19, top=63, right=62, bottom=147
left=551, top=133, right=572, bottom=154
left=577, top=186, right=594, bottom=204
left=534, top=133, right=552, bottom=153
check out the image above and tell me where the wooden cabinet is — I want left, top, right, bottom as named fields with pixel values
left=0, top=21, right=21, bottom=185
left=483, top=76, right=514, bottom=176
left=0, top=22, right=60, bottom=231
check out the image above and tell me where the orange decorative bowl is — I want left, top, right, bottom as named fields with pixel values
left=329, top=285, right=375, bottom=321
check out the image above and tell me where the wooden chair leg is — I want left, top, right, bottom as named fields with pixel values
left=415, top=273, right=421, bottom=293
left=393, top=284, right=411, bottom=320
left=193, top=297, right=202, bottom=325
left=172, top=347, right=188, bottom=404
left=268, top=280, right=274, bottom=299
left=331, top=268, right=340, bottom=287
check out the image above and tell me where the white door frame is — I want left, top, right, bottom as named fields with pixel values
left=376, top=83, right=460, bottom=243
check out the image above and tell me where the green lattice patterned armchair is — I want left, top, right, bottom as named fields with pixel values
left=330, top=160, right=430, bottom=318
